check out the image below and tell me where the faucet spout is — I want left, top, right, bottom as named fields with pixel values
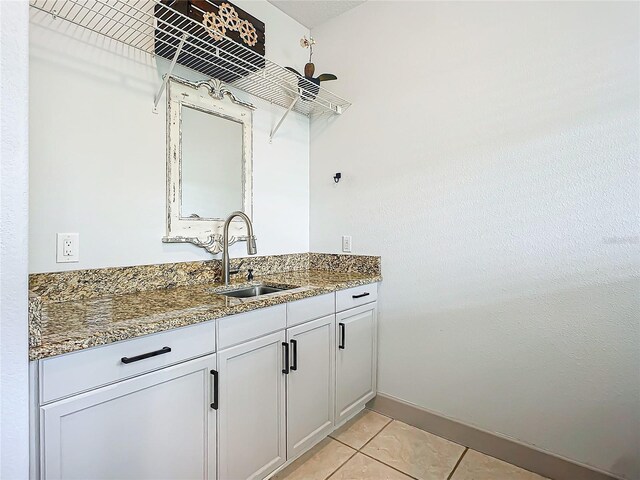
left=222, top=211, right=257, bottom=285
left=247, top=236, right=257, bottom=255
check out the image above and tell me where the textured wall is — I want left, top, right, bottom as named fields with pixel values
left=309, top=2, right=640, bottom=479
left=0, top=1, right=30, bottom=477
left=29, top=0, right=310, bottom=273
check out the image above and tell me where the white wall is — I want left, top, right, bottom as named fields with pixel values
left=0, top=1, right=30, bottom=477
left=310, top=2, right=639, bottom=479
left=29, top=0, right=310, bottom=273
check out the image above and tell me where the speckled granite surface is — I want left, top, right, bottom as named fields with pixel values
left=28, top=293, right=42, bottom=348
left=29, top=253, right=313, bottom=303
left=29, top=254, right=381, bottom=361
left=309, top=253, right=380, bottom=275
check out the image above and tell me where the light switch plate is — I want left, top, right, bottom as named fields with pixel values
left=56, top=233, right=79, bottom=263
left=342, top=235, right=352, bottom=253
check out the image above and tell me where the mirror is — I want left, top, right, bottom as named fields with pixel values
left=163, top=76, right=255, bottom=254
left=180, top=105, right=243, bottom=219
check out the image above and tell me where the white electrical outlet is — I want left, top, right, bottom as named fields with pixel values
left=63, top=238, right=73, bottom=256
left=57, top=233, right=79, bottom=263
left=342, top=235, right=352, bottom=253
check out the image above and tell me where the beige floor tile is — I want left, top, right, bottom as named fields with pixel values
left=331, top=409, right=392, bottom=449
left=329, top=453, right=414, bottom=480
left=271, top=437, right=356, bottom=480
left=450, top=450, right=548, bottom=480
left=362, top=420, right=465, bottom=480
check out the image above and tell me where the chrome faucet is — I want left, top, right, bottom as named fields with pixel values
left=222, top=211, right=257, bottom=285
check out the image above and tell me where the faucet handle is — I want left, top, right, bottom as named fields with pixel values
left=247, top=269, right=254, bottom=281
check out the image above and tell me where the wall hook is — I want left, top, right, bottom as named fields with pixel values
left=333, top=172, right=342, bottom=183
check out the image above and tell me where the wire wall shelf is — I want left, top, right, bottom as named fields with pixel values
left=30, top=0, right=351, bottom=122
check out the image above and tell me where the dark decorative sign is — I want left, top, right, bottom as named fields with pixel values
left=155, top=1, right=266, bottom=82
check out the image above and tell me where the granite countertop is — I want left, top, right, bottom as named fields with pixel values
left=30, top=269, right=381, bottom=361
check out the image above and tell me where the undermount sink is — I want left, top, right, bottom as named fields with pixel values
left=218, top=284, right=293, bottom=299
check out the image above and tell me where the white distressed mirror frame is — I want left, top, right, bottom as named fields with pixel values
left=163, top=76, right=255, bottom=254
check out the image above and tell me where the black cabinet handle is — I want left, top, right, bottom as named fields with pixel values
left=210, top=369, right=219, bottom=410
left=282, top=342, right=290, bottom=374
left=339, top=323, right=346, bottom=350
left=121, top=346, right=171, bottom=364
left=290, top=339, right=298, bottom=371
left=352, top=292, right=370, bottom=299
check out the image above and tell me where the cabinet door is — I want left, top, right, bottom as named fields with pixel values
left=217, top=331, right=286, bottom=480
left=41, top=354, right=217, bottom=480
left=286, top=315, right=335, bottom=458
left=335, top=302, right=377, bottom=425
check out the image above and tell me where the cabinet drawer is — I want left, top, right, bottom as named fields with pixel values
left=217, top=304, right=286, bottom=350
left=336, top=283, right=378, bottom=312
left=286, top=293, right=335, bottom=327
left=39, top=320, right=216, bottom=404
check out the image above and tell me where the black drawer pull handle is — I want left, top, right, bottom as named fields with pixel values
left=210, top=370, right=219, bottom=410
left=339, top=323, right=346, bottom=350
left=282, top=342, right=290, bottom=374
left=352, top=292, right=370, bottom=299
left=121, top=346, right=171, bottom=364
left=290, top=339, right=298, bottom=371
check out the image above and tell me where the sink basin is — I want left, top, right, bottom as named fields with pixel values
left=218, top=284, right=293, bottom=299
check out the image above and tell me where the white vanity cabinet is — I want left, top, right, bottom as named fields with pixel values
left=335, top=284, right=378, bottom=425
left=216, top=330, right=287, bottom=480
left=40, top=353, right=217, bottom=480
left=286, top=314, right=335, bottom=458
left=34, top=284, right=379, bottom=480
left=215, top=300, right=336, bottom=479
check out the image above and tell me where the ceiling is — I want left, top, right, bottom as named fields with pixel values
left=267, top=0, right=366, bottom=29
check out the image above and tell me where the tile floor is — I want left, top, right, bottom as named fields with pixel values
left=272, top=410, right=548, bottom=480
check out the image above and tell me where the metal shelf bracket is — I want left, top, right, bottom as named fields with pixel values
left=269, top=96, right=300, bottom=143
left=153, top=33, right=188, bottom=114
